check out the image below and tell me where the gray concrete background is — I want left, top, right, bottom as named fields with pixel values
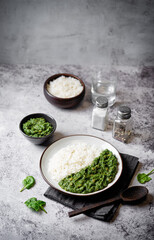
left=0, top=0, right=154, bottom=66
left=0, top=64, right=154, bottom=240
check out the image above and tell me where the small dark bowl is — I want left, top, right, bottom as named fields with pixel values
left=44, top=73, right=85, bottom=108
left=19, top=113, right=57, bottom=145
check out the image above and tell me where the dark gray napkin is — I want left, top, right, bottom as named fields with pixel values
left=44, top=153, right=139, bottom=221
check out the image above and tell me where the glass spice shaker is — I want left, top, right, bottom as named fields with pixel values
left=112, top=106, right=132, bottom=143
left=91, top=96, right=108, bottom=131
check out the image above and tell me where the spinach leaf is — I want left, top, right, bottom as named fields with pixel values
left=25, top=197, right=47, bottom=213
left=137, top=173, right=151, bottom=184
left=20, top=176, right=35, bottom=192
left=137, top=169, right=154, bottom=184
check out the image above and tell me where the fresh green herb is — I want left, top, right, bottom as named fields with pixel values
left=59, top=149, right=118, bottom=194
left=25, top=197, right=47, bottom=213
left=20, top=176, right=35, bottom=192
left=137, top=169, right=154, bottom=184
left=23, top=117, right=53, bottom=138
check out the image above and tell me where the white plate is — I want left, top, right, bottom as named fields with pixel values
left=40, top=135, right=123, bottom=196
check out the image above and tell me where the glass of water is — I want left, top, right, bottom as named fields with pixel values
left=91, top=68, right=117, bottom=106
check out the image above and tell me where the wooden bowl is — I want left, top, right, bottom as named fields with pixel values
left=43, top=73, right=85, bottom=108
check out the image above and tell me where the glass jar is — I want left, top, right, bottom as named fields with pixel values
left=112, top=106, right=132, bottom=143
left=91, top=96, right=108, bottom=131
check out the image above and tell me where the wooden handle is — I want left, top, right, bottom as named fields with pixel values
left=68, top=195, right=121, bottom=218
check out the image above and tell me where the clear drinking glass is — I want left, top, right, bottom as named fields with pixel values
left=91, top=68, right=117, bottom=106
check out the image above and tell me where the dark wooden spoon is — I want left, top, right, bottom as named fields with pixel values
left=68, top=186, right=148, bottom=218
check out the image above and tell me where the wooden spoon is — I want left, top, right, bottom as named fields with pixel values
left=68, top=186, right=148, bottom=218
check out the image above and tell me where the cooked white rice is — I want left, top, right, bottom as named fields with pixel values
left=47, top=75, right=83, bottom=98
left=48, top=143, right=102, bottom=181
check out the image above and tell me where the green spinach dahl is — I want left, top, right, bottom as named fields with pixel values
left=23, top=117, right=53, bottom=138
left=59, top=149, right=118, bottom=194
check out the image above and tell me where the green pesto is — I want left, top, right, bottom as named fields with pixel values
left=23, top=117, right=53, bottom=138
left=59, top=149, right=118, bottom=194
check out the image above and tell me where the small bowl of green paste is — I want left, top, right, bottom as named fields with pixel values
left=19, top=113, right=57, bottom=144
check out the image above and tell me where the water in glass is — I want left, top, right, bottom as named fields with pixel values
left=91, top=81, right=116, bottom=106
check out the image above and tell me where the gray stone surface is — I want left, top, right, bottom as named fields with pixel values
left=0, top=64, right=154, bottom=240
left=0, top=0, right=154, bottom=66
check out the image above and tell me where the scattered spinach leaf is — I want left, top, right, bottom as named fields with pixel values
left=20, top=176, right=35, bottom=192
left=25, top=197, right=47, bottom=213
left=137, top=169, right=154, bottom=184
left=137, top=173, right=151, bottom=184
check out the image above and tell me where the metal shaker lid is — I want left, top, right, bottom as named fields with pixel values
left=118, top=106, right=131, bottom=119
left=96, top=96, right=108, bottom=108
